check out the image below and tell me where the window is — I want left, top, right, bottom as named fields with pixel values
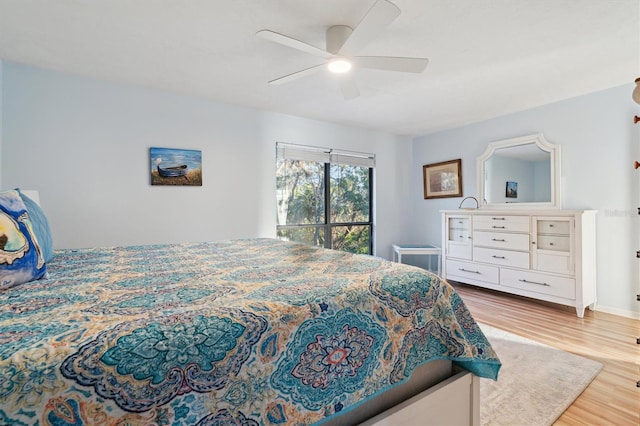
left=276, top=143, right=374, bottom=254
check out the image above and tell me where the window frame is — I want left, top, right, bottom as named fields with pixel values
left=276, top=144, right=375, bottom=255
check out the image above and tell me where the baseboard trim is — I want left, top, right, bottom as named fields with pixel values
left=451, top=281, right=640, bottom=320
left=593, top=304, right=640, bottom=319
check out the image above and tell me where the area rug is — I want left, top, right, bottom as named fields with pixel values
left=479, top=323, right=603, bottom=426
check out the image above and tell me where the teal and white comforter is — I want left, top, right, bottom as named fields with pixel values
left=0, top=238, right=500, bottom=425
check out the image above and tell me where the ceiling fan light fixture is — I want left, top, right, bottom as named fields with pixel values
left=256, top=0, right=424, bottom=99
left=328, top=58, right=352, bottom=74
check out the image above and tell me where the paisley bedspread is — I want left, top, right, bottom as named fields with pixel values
left=0, top=238, right=500, bottom=425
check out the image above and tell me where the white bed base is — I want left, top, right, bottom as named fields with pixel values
left=360, top=370, right=480, bottom=426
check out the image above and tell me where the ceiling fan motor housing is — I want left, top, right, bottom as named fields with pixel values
left=327, top=25, right=353, bottom=54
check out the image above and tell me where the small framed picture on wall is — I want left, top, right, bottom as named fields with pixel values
left=150, top=147, right=203, bottom=186
left=423, top=159, right=462, bottom=199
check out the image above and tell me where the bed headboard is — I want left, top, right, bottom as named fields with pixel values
left=20, top=190, right=40, bottom=206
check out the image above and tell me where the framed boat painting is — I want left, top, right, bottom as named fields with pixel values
left=150, top=147, right=202, bottom=186
left=423, top=159, right=462, bottom=199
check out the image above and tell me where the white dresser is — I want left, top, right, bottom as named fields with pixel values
left=441, top=209, right=597, bottom=317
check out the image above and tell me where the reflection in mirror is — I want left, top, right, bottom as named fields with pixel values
left=477, top=134, right=561, bottom=209
left=483, top=144, right=551, bottom=203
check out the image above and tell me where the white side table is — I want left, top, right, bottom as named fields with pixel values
left=392, top=244, right=442, bottom=276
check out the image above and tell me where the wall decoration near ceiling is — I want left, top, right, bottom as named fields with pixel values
left=423, top=159, right=462, bottom=199
left=150, top=147, right=202, bottom=186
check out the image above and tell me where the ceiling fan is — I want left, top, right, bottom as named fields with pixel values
left=256, top=0, right=428, bottom=100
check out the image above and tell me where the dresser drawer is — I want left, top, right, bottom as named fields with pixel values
left=500, top=268, right=576, bottom=299
left=474, top=231, right=529, bottom=251
left=535, top=252, right=573, bottom=274
left=537, top=234, right=570, bottom=251
left=447, top=242, right=472, bottom=260
left=473, top=215, right=529, bottom=232
left=449, top=229, right=471, bottom=242
left=446, top=259, right=499, bottom=284
left=473, top=247, right=530, bottom=269
left=537, top=220, right=570, bottom=235
left=448, top=217, right=470, bottom=230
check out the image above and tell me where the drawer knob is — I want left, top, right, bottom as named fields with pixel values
left=491, top=238, right=506, bottom=242
left=492, top=255, right=506, bottom=259
left=459, top=268, right=481, bottom=274
left=492, top=217, right=506, bottom=220
left=492, top=226, right=505, bottom=229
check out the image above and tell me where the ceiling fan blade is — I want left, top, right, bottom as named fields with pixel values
left=338, top=0, right=401, bottom=55
left=339, top=76, right=360, bottom=100
left=354, top=56, right=428, bottom=73
left=256, top=30, right=332, bottom=59
left=268, top=64, right=326, bottom=85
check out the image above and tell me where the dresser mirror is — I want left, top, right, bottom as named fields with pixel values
left=477, top=133, right=561, bottom=209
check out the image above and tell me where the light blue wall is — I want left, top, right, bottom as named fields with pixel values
left=411, top=85, right=640, bottom=317
left=0, top=60, right=3, bottom=189
left=2, top=61, right=638, bottom=317
left=0, top=62, right=413, bottom=258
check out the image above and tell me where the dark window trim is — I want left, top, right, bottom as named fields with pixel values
left=276, top=162, right=374, bottom=255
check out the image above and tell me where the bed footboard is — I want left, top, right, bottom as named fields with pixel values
left=360, top=370, right=480, bottom=426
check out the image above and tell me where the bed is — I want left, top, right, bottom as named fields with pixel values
left=1, top=236, right=500, bottom=425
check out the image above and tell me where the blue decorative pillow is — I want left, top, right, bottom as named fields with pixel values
left=0, top=190, right=47, bottom=290
left=17, top=189, right=54, bottom=262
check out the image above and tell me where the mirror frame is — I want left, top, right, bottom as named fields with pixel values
left=477, top=133, right=561, bottom=209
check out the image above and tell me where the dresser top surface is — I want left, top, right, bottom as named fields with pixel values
left=441, top=209, right=596, bottom=216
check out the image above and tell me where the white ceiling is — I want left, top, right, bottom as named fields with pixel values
left=0, top=0, right=638, bottom=136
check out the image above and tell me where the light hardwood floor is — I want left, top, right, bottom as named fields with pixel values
left=452, top=282, right=640, bottom=426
